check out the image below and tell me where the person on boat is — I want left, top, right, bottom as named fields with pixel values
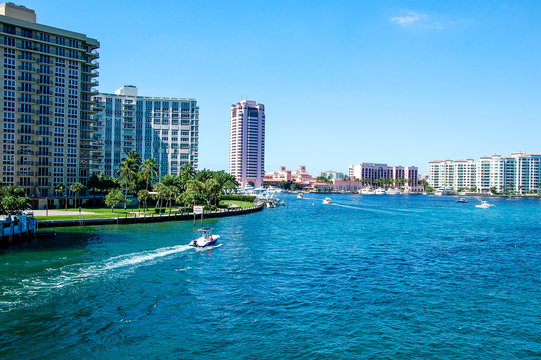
left=209, top=235, right=213, bottom=242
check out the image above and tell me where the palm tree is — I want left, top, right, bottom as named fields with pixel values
left=70, top=182, right=84, bottom=209
left=137, top=190, right=150, bottom=212
left=118, top=151, right=142, bottom=210
left=179, top=163, right=196, bottom=183
left=54, top=184, right=65, bottom=209
left=140, top=158, right=158, bottom=191
left=0, top=185, right=30, bottom=214
left=153, top=182, right=168, bottom=211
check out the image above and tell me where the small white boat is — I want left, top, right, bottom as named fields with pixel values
left=189, top=227, right=220, bottom=248
left=322, top=197, right=333, bottom=204
left=375, top=188, right=386, bottom=195
left=475, top=200, right=495, bottom=209
left=457, top=198, right=468, bottom=203
left=297, top=193, right=304, bottom=199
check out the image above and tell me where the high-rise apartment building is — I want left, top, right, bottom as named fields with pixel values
left=0, top=3, right=99, bottom=203
left=91, top=86, right=199, bottom=178
left=229, top=100, right=265, bottom=188
left=428, top=152, right=541, bottom=193
left=348, top=162, right=419, bottom=191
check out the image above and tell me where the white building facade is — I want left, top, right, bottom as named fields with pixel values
left=229, top=100, right=265, bottom=188
left=91, top=86, right=199, bottom=178
left=428, top=152, right=541, bottom=193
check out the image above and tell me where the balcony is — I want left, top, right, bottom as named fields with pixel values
left=17, top=130, right=34, bottom=135
left=18, top=65, right=34, bottom=71
left=17, top=161, right=34, bottom=166
left=17, top=171, right=35, bottom=176
left=88, top=49, right=99, bottom=59
left=17, top=150, right=34, bottom=155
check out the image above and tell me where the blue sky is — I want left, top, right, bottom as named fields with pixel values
left=23, top=0, right=541, bottom=174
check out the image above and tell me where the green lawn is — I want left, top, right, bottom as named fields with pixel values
left=35, top=206, right=188, bottom=220
left=36, top=201, right=256, bottom=221
left=220, top=200, right=255, bottom=209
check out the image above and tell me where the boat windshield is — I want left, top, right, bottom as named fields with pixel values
left=198, top=227, right=213, bottom=238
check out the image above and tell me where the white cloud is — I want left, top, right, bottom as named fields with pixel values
left=390, top=11, right=428, bottom=26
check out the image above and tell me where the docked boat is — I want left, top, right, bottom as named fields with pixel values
left=322, top=197, right=333, bottom=204
left=375, top=188, right=386, bottom=195
left=189, top=227, right=220, bottom=248
left=434, top=187, right=455, bottom=196
left=297, top=193, right=304, bottom=199
left=457, top=198, right=468, bottom=203
left=475, top=200, right=495, bottom=209
left=360, top=187, right=375, bottom=195
left=386, top=188, right=402, bottom=195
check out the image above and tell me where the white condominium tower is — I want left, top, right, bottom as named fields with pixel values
left=0, top=3, right=99, bottom=203
left=229, top=100, right=265, bottom=188
left=91, top=86, right=199, bottom=178
left=428, top=152, right=541, bottom=194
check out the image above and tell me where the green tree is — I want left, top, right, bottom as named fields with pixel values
left=179, top=163, right=196, bottom=183
left=54, top=184, right=65, bottom=209
left=70, top=182, right=84, bottom=209
left=118, top=151, right=142, bottom=209
left=140, top=158, right=158, bottom=191
left=153, top=182, right=168, bottom=210
left=0, top=185, right=30, bottom=214
left=137, top=190, right=151, bottom=212
left=105, top=188, right=124, bottom=212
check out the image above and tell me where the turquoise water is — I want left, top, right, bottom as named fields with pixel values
left=0, top=194, right=540, bottom=359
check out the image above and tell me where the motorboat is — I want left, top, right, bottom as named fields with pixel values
left=297, top=193, right=304, bottom=199
left=386, top=188, right=402, bottom=195
left=375, top=188, right=386, bottom=195
left=475, top=200, right=495, bottom=209
left=322, top=197, right=333, bottom=204
left=457, top=198, right=468, bottom=203
left=189, top=227, right=220, bottom=248
left=434, top=187, right=455, bottom=196
left=360, top=187, right=375, bottom=195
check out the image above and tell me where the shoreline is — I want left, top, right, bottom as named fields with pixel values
left=37, top=203, right=264, bottom=228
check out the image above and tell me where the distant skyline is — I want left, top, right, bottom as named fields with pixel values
left=21, top=0, right=541, bottom=174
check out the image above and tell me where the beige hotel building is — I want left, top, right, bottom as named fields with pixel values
left=0, top=3, right=99, bottom=206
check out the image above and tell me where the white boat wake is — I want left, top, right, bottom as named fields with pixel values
left=1, top=244, right=192, bottom=312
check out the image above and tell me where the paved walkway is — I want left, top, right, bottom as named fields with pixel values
left=33, top=210, right=97, bottom=216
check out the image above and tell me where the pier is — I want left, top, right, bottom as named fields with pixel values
left=0, top=215, right=37, bottom=246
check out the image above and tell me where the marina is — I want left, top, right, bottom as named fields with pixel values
left=0, top=194, right=539, bottom=359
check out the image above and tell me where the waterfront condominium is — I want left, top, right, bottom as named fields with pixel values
left=348, top=162, right=419, bottom=191
left=0, top=3, right=99, bottom=205
left=91, top=85, right=199, bottom=178
left=428, top=152, right=541, bottom=193
left=229, top=100, right=265, bottom=188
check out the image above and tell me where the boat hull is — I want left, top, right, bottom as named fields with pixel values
left=189, top=235, right=221, bottom=247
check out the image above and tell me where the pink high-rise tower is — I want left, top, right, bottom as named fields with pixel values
left=229, top=100, right=265, bottom=188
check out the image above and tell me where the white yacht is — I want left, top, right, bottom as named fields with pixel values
left=434, top=187, right=455, bottom=196
left=297, top=193, right=304, bottom=199
left=360, top=187, right=375, bottom=195
left=322, top=197, right=333, bottom=204
left=375, top=188, right=386, bottom=195
left=386, top=188, right=402, bottom=195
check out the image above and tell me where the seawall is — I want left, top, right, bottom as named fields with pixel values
left=37, top=203, right=264, bottom=228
